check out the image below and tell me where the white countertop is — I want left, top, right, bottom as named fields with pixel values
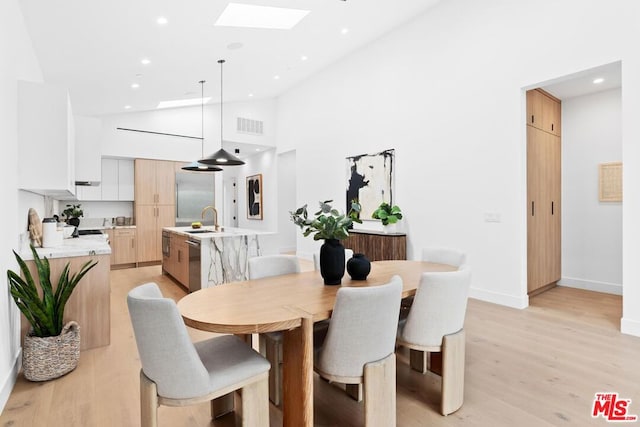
left=163, top=226, right=273, bottom=240
left=21, top=235, right=111, bottom=260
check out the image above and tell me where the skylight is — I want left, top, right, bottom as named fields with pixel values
left=215, top=3, right=310, bottom=30
left=157, top=97, right=211, bottom=109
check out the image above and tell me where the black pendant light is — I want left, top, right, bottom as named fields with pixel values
left=198, top=59, right=245, bottom=166
left=182, top=80, right=222, bottom=172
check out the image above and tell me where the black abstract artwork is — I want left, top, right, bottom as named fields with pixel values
left=247, top=174, right=263, bottom=220
left=346, top=149, right=394, bottom=219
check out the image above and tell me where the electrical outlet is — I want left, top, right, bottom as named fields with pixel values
left=484, top=212, right=501, bottom=223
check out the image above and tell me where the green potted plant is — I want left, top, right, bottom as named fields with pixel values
left=62, top=204, right=83, bottom=227
left=371, top=202, right=403, bottom=233
left=291, top=200, right=361, bottom=285
left=7, top=245, right=98, bottom=381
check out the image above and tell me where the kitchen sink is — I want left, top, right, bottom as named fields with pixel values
left=185, top=229, right=214, bottom=234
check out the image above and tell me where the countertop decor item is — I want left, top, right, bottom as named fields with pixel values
left=346, top=253, right=371, bottom=280
left=28, top=208, right=43, bottom=247
left=181, top=80, right=222, bottom=172
left=290, top=200, right=361, bottom=285
left=198, top=59, right=245, bottom=166
left=62, top=204, right=83, bottom=227
left=7, top=245, right=98, bottom=381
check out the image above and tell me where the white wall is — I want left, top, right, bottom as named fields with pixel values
left=277, top=150, right=297, bottom=253
left=560, top=89, right=622, bottom=294
left=276, top=0, right=640, bottom=325
left=100, top=99, right=277, bottom=161
left=0, top=0, right=43, bottom=412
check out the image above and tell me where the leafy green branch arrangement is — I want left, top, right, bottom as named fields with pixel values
left=290, top=200, right=362, bottom=241
left=371, top=202, right=403, bottom=226
left=7, top=245, right=98, bottom=337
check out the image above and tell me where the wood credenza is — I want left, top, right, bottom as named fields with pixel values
left=343, top=229, right=407, bottom=261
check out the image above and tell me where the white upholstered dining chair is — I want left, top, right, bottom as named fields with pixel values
left=127, top=282, right=270, bottom=427
left=396, top=266, right=471, bottom=415
left=315, top=276, right=403, bottom=426
left=247, top=254, right=300, bottom=406
left=421, top=247, right=467, bottom=267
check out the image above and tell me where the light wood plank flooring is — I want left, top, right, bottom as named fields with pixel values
left=2, top=268, right=638, bottom=426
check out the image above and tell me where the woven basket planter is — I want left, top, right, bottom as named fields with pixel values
left=22, top=321, right=80, bottom=381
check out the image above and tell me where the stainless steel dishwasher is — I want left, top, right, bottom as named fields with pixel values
left=186, top=239, right=201, bottom=293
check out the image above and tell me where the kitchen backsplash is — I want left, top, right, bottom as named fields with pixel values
left=64, top=201, right=133, bottom=220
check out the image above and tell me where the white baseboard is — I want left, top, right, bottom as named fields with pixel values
left=0, top=350, right=20, bottom=414
left=558, top=277, right=622, bottom=295
left=469, top=287, right=529, bottom=309
left=621, top=317, right=640, bottom=337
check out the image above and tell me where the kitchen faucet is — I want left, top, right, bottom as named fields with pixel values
left=201, top=206, right=221, bottom=231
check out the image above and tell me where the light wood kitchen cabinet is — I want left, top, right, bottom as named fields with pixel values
left=136, top=205, right=174, bottom=263
left=527, top=89, right=561, bottom=294
left=527, top=88, right=561, bottom=136
left=109, top=228, right=137, bottom=267
left=162, top=232, right=189, bottom=288
left=135, top=159, right=177, bottom=264
left=21, top=254, right=110, bottom=350
left=134, top=159, right=176, bottom=205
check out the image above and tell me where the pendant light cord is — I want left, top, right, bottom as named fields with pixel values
left=218, top=59, right=225, bottom=150
left=200, top=80, right=205, bottom=157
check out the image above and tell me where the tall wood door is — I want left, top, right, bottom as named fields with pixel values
left=134, top=159, right=156, bottom=205
left=527, top=89, right=561, bottom=294
left=155, top=160, right=176, bottom=205
left=136, top=205, right=158, bottom=263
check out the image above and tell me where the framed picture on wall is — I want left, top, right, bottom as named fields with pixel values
left=346, top=149, right=395, bottom=219
left=247, top=174, right=263, bottom=220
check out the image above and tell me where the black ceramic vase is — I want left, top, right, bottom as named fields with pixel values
left=320, top=239, right=346, bottom=285
left=347, top=253, right=371, bottom=280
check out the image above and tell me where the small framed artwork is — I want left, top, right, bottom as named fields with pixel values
left=247, top=174, right=263, bottom=220
left=599, top=162, right=622, bottom=202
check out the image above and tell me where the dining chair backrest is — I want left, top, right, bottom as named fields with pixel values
left=313, top=248, right=354, bottom=271
left=316, top=276, right=403, bottom=379
left=399, top=266, right=471, bottom=348
left=127, top=282, right=210, bottom=399
left=421, top=247, right=467, bottom=268
left=248, top=254, right=300, bottom=280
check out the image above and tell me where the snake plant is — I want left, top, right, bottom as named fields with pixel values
left=7, top=245, right=98, bottom=337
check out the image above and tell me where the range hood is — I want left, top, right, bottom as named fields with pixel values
left=75, top=181, right=100, bottom=186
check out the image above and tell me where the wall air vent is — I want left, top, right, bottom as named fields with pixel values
left=236, top=117, right=264, bottom=135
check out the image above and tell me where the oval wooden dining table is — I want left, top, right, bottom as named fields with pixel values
left=178, top=260, right=456, bottom=427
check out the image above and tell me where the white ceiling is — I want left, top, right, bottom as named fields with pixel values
left=19, top=0, right=443, bottom=117
left=542, top=61, right=622, bottom=100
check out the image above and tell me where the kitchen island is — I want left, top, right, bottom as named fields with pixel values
left=162, top=226, right=270, bottom=289
left=19, top=235, right=111, bottom=350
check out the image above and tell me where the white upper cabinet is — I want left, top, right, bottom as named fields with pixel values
left=74, top=116, right=102, bottom=183
left=78, top=158, right=135, bottom=201
left=18, top=80, right=75, bottom=198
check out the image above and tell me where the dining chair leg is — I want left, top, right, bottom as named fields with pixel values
left=441, top=329, right=465, bottom=416
left=346, top=383, right=363, bottom=402
left=364, top=353, right=396, bottom=427
left=265, top=335, right=282, bottom=406
left=140, top=370, right=159, bottom=427
left=211, top=393, right=235, bottom=419
left=409, top=349, right=428, bottom=374
left=241, top=375, right=270, bottom=427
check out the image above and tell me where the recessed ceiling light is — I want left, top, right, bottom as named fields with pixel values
left=248, top=93, right=254, bottom=97
left=131, top=83, right=140, bottom=89
left=255, top=148, right=261, bottom=152
left=157, top=16, right=168, bottom=25
left=157, top=97, right=212, bottom=109
left=593, top=77, right=605, bottom=84
left=215, top=3, right=310, bottom=30
left=141, top=58, right=151, bottom=65
left=301, top=55, right=308, bottom=61
left=274, top=75, right=280, bottom=80
left=227, top=42, right=244, bottom=50
left=341, top=28, right=349, bottom=35
left=124, top=105, right=132, bottom=110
